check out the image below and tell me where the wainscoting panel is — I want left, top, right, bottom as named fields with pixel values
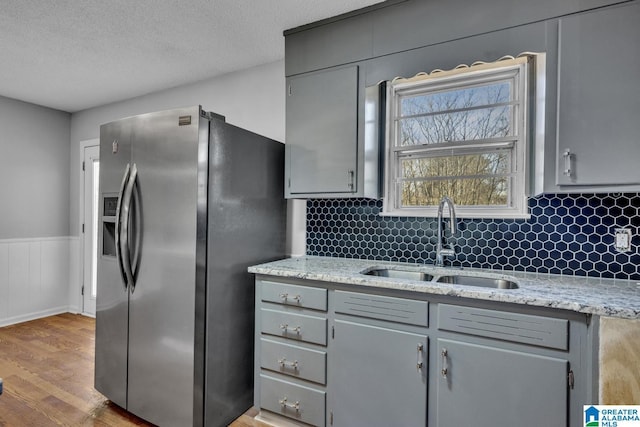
left=0, top=237, right=71, bottom=327
left=0, top=243, right=8, bottom=322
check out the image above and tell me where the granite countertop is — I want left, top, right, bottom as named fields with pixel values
left=249, top=256, right=640, bottom=319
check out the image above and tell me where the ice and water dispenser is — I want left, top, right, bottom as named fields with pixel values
left=102, top=196, right=118, bottom=257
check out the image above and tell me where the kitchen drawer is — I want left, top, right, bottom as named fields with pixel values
left=261, top=338, right=327, bottom=384
left=260, top=374, right=326, bottom=427
left=261, top=308, right=328, bottom=346
left=438, top=304, right=569, bottom=350
left=261, top=280, right=328, bottom=311
left=334, top=290, right=429, bottom=327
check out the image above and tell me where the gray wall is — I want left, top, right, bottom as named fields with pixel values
left=69, top=60, right=306, bottom=256
left=0, top=96, right=70, bottom=239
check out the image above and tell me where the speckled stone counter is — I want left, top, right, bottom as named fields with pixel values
left=249, top=256, right=640, bottom=319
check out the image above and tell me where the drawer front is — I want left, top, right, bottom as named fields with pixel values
left=261, top=308, right=328, bottom=346
left=261, top=280, right=328, bottom=311
left=334, top=290, right=429, bottom=327
left=261, top=338, right=327, bottom=384
left=438, top=304, right=569, bottom=350
left=260, top=374, right=326, bottom=427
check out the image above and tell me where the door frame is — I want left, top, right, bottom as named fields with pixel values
left=78, top=138, right=100, bottom=316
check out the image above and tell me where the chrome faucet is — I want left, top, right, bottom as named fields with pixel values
left=435, top=196, right=457, bottom=267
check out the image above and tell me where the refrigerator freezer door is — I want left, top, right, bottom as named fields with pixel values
left=95, top=118, right=133, bottom=409
left=204, top=122, right=286, bottom=426
left=126, top=106, right=205, bottom=427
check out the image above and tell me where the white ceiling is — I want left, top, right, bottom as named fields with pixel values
left=0, top=0, right=384, bottom=113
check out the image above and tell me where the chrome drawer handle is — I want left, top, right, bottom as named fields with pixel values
left=417, top=343, right=424, bottom=370
left=279, top=293, right=302, bottom=303
left=563, top=149, right=573, bottom=177
left=279, top=397, right=300, bottom=412
left=278, top=358, right=299, bottom=370
left=280, top=324, right=301, bottom=334
left=441, top=348, right=449, bottom=378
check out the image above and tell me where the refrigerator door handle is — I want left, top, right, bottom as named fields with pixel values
left=115, top=163, right=131, bottom=290
left=120, top=163, right=137, bottom=291
left=130, top=175, right=142, bottom=285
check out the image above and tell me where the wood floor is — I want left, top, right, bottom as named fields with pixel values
left=0, top=313, right=268, bottom=426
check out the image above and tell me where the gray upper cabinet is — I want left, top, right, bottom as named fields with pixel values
left=284, top=14, right=373, bottom=77
left=556, top=1, right=640, bottom=187
left=285, top=65, right=368, bottom=198
left=283, top=0, right=634, bottom=197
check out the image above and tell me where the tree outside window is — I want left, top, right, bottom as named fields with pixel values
left=383, top=56, right=533, bottom=218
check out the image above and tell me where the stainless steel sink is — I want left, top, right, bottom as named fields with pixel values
left=364, top=268, right=434, bottom=281
left=436, top=275, right=519, bottom=289
left=362, top=267, right=518, bottom=289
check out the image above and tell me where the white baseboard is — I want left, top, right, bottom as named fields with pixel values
left=0, top=306, right=70, bottom=328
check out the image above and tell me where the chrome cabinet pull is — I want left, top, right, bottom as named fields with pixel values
left=278, top=358, right=299, bottom=370
left=279, top=397, right=300, bottom=412
left=280, top=324, right=301, bottom=335
left=279, top=293, right=302, bottom=303
left=416, top=343, right=424, bottom=370
left=441, top=348, right=449, bottom=378
left=563, top=149, right=573, bottom=177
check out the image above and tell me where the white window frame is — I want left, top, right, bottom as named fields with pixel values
left=382, top=56, right=536, bottom=219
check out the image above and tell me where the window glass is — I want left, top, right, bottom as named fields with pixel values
left=383, top=57, right=532, bottom=218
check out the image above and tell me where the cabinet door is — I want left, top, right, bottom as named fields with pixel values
left=286, top=66, right=359, bottom=196
left=329, top=319, right=427, bottom=427
left=436, top=339, right=568, bottom=427
left=556, top=2, right=640, bottom=186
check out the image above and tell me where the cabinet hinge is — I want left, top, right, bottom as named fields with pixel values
left=82, top=161, right=85, bottom=171
left=287, top=178, right=291, bottom=188
left=81, top=285, right=84, bottom=296
left=568, top=369, right=575, bottom=389
left=332, top=325, right=335, bottom=339
left=330, top=411, right=333, bottom=425
left=82, top=223, right=85, bottom=233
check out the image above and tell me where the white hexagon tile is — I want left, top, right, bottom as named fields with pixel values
left=306, top=194, right=640, bottom=280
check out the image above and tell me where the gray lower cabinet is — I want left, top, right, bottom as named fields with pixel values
left=436, top=339, right=568, bottom=426
left=256, top=279, right=328, bottom=426
left=556, top=1, right=640, bottom=187
left=436, top=304, right=572, bottom=426
left=254, top=277, right=594, bottom=427
left=329, top=319, right=428, bottom=427
left=260, top=374, right=326, bottom=426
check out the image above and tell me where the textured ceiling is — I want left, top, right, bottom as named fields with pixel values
left=0, top=0, right=384, bottom=112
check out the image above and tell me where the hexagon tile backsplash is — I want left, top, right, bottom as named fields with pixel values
left=306, top=193, right=640, bottom=280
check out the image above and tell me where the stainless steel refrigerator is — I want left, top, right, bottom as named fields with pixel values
left=94, top=106, right=285, bottom=427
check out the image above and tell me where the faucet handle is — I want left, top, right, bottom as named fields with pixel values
left=439, top=248, right=455, bottom=257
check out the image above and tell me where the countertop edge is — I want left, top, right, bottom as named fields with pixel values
left=248, top=257, right=640, bottom=320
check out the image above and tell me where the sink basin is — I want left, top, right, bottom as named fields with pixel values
left=362, top=267, right=518, bottom=289
left=436, top=275, right=519, bottom=289
left=365, top=268, right=434, bottom=281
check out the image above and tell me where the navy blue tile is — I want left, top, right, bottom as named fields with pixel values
left=306, top=193, right=640, bottom=280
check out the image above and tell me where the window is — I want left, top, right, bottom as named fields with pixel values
left=383, top=55, right=536, bottom=218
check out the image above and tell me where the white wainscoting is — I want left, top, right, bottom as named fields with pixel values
left=68, top=237, right=82, bottom=315
left=0, top=236, right=72, bottom=327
